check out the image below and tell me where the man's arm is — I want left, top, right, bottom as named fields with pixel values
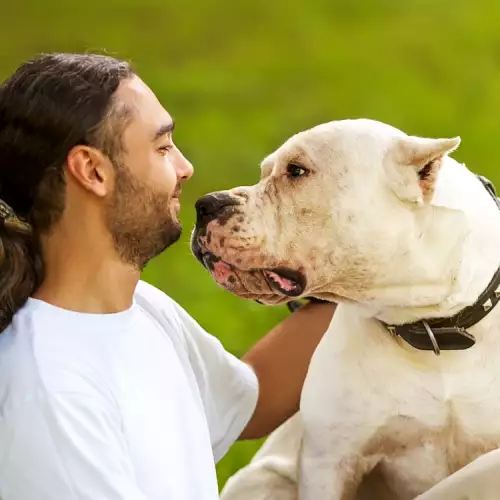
left=240, top=301, right=336, bottom=440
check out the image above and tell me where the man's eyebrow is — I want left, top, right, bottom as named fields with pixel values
left=153, top=120, right=175, bottom=141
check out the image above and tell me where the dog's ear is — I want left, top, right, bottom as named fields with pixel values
left=387, top=135, right=461, bottom=204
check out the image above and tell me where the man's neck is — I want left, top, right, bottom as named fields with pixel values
left=33, top=225, right=140, bottom=315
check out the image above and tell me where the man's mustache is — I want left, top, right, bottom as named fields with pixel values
left=173, top=184, right=182, bottom=198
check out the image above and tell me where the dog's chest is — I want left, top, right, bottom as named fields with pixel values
left=378, top=371, right=500, bottom=497
left=378, top=338, right=500, bottom=495
left=301, top=306, right=500, bottom=498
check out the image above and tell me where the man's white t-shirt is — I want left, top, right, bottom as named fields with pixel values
left=0, top=280, right=259, bottom=500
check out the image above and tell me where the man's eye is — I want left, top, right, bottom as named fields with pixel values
left=286, top=163, right=308, bottom=178
left=158, top=145, right=173, bottom=155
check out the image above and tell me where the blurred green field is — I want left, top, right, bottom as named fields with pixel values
left=2, top=0, right=500, bottom=489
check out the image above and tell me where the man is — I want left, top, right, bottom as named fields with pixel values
left=0, top=53, right=335, bottom=500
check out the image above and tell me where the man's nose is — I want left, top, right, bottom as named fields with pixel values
left=195, top=193, right=239, bottom=225
left=175, top=150, right=194, bottom=181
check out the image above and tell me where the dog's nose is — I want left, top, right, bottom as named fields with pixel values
left=195, top=193, right=238, bottom=225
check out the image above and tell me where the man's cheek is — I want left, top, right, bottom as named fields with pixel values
left=156, top=159, right=178, bottom=193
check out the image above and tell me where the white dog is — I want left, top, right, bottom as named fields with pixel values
left=191, top=119, right=500, bottom=500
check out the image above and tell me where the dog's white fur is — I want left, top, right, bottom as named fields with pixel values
left=210, top=119, right=500, bottom=499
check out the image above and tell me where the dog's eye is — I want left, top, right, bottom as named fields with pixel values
left=287, top=164, right=308, bottom=178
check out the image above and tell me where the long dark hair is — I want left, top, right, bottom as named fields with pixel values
left=0, top=53, right=134, bottom=331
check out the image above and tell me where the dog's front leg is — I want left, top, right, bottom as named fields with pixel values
left=415, top=448, right=500, bottom=500
left=298, top=366, right=384, bottom=500
left=298, top=422, right=380, bottom=500
left=297, top=307, right=389, bottom=500
left=220, top=413, right=303, bottom=500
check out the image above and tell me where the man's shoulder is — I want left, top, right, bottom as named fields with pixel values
left=134, top=280, right=191, bottom=334
left=134, top=280, right=214, bottom=350
left=134, top=280, right=179, bottom=311
left=135, top=279, right=170, bottom=301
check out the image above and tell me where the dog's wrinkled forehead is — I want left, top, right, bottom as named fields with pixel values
left=262, top=119, right=407, bottom=176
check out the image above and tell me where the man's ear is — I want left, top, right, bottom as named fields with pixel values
left=386, top=135, right=461, bottom=205
left=66, top=145, right=113, bottom=198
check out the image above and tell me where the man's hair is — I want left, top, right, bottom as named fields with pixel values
left=0, top=52, right=134, bottom=332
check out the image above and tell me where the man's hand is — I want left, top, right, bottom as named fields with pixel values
left=239, top=301, right=336, bottom=440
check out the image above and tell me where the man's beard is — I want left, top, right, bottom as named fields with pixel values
left=105, top=161, right=182, bottom=270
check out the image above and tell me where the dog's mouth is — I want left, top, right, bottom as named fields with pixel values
left=261, top=267, right=306, bottom=296
left=194, top=245, right=306, bottom=298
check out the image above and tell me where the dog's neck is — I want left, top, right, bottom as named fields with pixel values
left=356, top=159, right=500, bottom=332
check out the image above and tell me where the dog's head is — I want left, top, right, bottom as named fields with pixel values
left=191, top=119, right=462, bottom=306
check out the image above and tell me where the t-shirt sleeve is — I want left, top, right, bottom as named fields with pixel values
left=172, top=302, right=259, bottom=462
left=0, top=392, right=147, bottom=500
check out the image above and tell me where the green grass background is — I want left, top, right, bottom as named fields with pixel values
left=2, top=0, right=500, bottom=489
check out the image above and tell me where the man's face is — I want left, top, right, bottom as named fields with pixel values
left=104, top=76, right=193, bottom=269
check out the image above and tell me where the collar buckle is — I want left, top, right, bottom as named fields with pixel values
left=422, top=321, right=440, bottom=356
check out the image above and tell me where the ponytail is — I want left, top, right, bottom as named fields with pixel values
left=0, top=205, right=43, bottom=332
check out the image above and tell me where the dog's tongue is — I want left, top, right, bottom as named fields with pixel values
left=265, top=270, right=297, bottom=292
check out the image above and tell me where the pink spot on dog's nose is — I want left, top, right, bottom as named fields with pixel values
left=212, top=260, right=236, bottom=286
